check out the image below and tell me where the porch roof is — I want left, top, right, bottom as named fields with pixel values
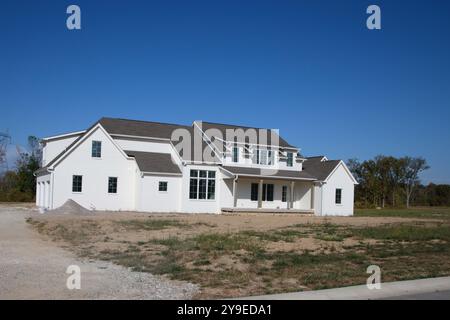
left=221, top=166, right=317, bottom=181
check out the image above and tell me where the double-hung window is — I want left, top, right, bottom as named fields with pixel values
left=335, top=188, right=342, bottom=204
left=282, top=185, right=287, bottom=202
left=232, top=146, right=239, bottom=163
left=92, top=141, right=102, bottom=158
left=108, top=177, right=118, bottom=194
left=72, top=175, right=82, bottom=192
left=189, top=170, right=216, bottom=200
left=286, top=152, right=293, bottom=167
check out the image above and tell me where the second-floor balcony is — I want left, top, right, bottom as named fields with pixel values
left=221, top=144, right=304, bottom=171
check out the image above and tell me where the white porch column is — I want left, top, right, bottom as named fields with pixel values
left=36, top=182, right=40, bottom=206
left=258, top=179, right=263, bottom=209
left=290, top=181, right=295, bottom=209
left=46, top=181, right=51, bottom=209
left=310, top=184, right=315, bottom=211
left=232, top=178, right=237, bottom=208
left=43, top=182, right=48, bottom=208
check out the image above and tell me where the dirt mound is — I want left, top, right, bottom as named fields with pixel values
left=46, top=199, right=91, bottom=215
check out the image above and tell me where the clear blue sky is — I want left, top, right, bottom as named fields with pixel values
left=1, top=0, right=449, bottom=183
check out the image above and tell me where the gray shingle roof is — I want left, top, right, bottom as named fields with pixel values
left=200, top=121, right=296, bottom=149
left=36, top=117, right=299, bottom=173
left=99, top=118, right=296, bottom=148
left=302, top=159, right=341, bottom=181
left=305, top=156, right=327, bottom=161
left=222, top=158, right=343, bottom=182
left=99, top=117, right=192, bottom=140
left=222, top=166, right=316, bottom=180
left=124, top=151, right=181, bottom=174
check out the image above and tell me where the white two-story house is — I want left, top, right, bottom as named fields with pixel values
left=35, top=117, right=357, bottom=215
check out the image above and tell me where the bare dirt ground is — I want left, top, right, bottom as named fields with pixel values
left=4, top=202, right=449, bottom=299
left=0, top=205, right=198, bottom=300
left=29, top=210, right=431, bottom=255
left=27, top=206, right=449, bottom=298
left=34, top=210, right=431, bottom=237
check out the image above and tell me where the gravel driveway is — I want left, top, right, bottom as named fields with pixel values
left=0, top=206, right=198, bottom=299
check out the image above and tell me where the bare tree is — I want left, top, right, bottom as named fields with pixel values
left=401, top=157, right=429, bottom=208
left=0, top=131, right=12, bottom=173
left=27, top=136, right=42, bottom=166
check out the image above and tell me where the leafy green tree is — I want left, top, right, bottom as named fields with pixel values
left=0, top=135, right=42, bottom=202
left=348, top=155, right=431, bottom=208
left=15, top=152, right=40, bottom=196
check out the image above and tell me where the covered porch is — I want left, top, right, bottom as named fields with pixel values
left=220, top=166, right=317, bottom=214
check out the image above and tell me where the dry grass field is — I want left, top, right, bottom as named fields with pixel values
left=28, top=207, right=450, bottom=298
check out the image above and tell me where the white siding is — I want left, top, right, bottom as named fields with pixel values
left=318, top=163, right=355, bottom=216
left=51, top=127, right=137, bottom=211
left=313, top=184, right=322, bottom=215
left=219, top=175, right=234, bottom=208
left=235, top=179, right=258, bottom=209
left=42, top=135, right=80, bottom=166
left=293, top=182, right=312, bottom=210
left=137, top=174, right=182, bottom=212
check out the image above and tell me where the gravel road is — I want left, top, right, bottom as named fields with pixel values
left=0, top=206, right=198, bottom=299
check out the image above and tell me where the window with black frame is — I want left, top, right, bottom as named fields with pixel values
left=92, top=140, right=102, bottom=158
left=286, top=152, right=293, bottom=167
left=251, top=183, right=258, bottom=201
left=262, top=184, right=274, bottom=201
left=189, top=170, right=215, bottom=200
left=251, top=183, right=274, bottom=201
left=335, top=188, right=342, bottom=204
left=159, top=181, right=168, bottom=192
left=108, top=177, right=117, bottom=193
left=282, top=185, right=287, bottom=202
left=232, top=146, right=239, bottom=162
left=72, top=175, right=82, bottom=192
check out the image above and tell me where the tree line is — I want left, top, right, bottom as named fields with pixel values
left=347, top=155, right=450, bottom=208
left=0, top=136, right=41, bottom=202
left=1, top=139, right=449, bottom=207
